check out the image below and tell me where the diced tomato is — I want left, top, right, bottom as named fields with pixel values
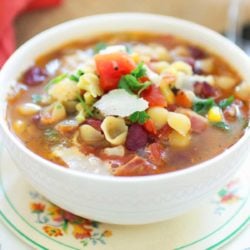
left=141, top=85, right=167, bottom=107
left=175, top=90, right=192, bottom=108
left=95, top=52, right=135, bottom=92
left=143, top=119, right=157, bottom=135
left=139, top=76, right=150, bottom=83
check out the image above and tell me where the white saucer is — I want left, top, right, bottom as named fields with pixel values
left=0, top=145, right=249, bottom=250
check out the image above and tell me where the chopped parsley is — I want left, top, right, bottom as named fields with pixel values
left=131, top=62, right=146, bottom=78
left=77, top=94, right=93, bottom=117
left=211, top=121, right=230, bottom=131
left=129, top=111, right=150, bottom=124
left=45, top=70, right=84, bottom=91
left=45, top=73, right=67, bottom=91
left=193, top=98, right=215, bottom=115
left=93, top=42, right=107, bottom=54
left=118, top=62, right=151, bottom=95
left=69, top=69, right=84, bottom=82
left=218, top=96, right=234, bottom=109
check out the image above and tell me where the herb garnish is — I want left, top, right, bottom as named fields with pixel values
left=77, top=94, right=93, bottom=117
left=69, top=69, right=84, bottom=82
left=218, top=96, right=234, bottom=109
left=45, top=73, right=67, bottom=91
left=131, top=62, right=146, bottom=78
left=211, top=121, right=230, bottom=131
left=192, top=98, right=215, bottom=115
left=129, top=111, right=150, bottom=124
left=93, top=42, right=107, bottom=54
left=118, top=62, right=151, bottom=95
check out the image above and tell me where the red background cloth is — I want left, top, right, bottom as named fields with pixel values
left=0, top=0, right=62, bottom=68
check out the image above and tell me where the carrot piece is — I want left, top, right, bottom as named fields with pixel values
left=143, top=119, right=157, bottom=135
left=175, top=90, right=192, bottom=108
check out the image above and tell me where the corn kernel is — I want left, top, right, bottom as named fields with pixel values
left=207, top=106, right=223, bottom=122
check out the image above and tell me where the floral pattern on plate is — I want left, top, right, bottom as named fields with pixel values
left=29, top=191, right=112, bottom=247
left=212, top=178, right=243, bottom=215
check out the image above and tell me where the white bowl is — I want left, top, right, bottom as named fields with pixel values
left=0, top=13, right=250, bottom=225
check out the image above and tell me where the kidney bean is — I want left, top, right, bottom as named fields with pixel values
left=84, top=119, right=102, bottom=131
left=182, top=57, right=195, bottom=70
left=125, top=124, right=148, bottom=151
left=194, top=82, right=216, bottom=98
left=189, top=46, right=206, bottom=59
left=23, top=66, right=47, bottom=86
left=32, top=113, right=41, bottom=127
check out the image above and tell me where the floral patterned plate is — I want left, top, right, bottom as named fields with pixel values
left=0, top=145, right=249, bottom=250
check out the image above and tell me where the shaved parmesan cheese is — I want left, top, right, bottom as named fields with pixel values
left=144, top=65, right=161, bottom=85
left=94, top=89, right=148, bottom=117
left=53, top=146, right=111, bottom=175
left=99, top=45, right=127, bottom=55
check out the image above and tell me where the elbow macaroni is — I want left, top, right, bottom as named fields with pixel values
left=48, top=78, right=79, bottom=101
left=101, top=116, right=128, bottom=145
left=170, top=61, right=193, bottom=76
left=147, top=107, right=168, bottom=130
left=150, top=61, right=170, bottom=74
left=80, top=124, right=104, bottom=146
left=167, top=111, right=191, bottom=136
left=168, top=131, right=191, bottom=147
left=215, top=76, right=237, bottom=90
left=40, top=101, right=66, bottom=125
left=84, top=92, right=95, bottom=105
left=103, top=145, right=125, bottom=157
left=133, top=44, right=171, bottom=63
left=77, top=72, right=103, bottom=98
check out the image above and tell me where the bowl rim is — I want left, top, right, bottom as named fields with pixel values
left=1, top=12, right=250, bottom=183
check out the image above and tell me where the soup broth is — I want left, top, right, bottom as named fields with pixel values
left=7, top=32, right=249, bottom=176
